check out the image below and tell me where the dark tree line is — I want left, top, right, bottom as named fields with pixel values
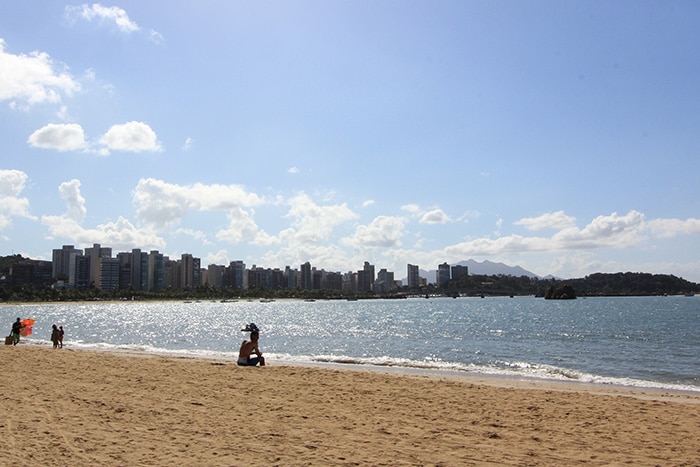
left=443, top=272, right=699, bottom=297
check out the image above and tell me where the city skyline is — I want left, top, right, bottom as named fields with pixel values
left=1, top=2, right=700, bottom=282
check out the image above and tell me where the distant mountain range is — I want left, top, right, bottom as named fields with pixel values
left=412, top=259, right=541, bottom=285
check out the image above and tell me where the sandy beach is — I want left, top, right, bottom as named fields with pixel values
left=1, top=347, right=698, bottom=466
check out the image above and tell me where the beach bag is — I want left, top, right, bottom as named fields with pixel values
left=4, top=335, right=13, bottom=345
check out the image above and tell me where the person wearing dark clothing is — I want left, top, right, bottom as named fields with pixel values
left=11, top=318, right=23, bottom=346
left=51, top=324, right=60, bottom=349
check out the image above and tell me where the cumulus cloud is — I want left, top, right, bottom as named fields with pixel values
left=43, top=214, right=166, bottom=251
left=27, top=122, right=161, bottom=154
left=216, top=208, right=261, bottom=244
left=0, top=170, right=35, bottom=229
left=552, top=211, right=647, bottom=248
left=99, top=121, right=162, bottom=153
left=434, top=210, right=649, bottom=260
left=284, top=193, right=359, bottom=244
left=0, top=39, right=80, bottom=109
left=646, top=217, right=700, bottom=238
left=341, top=216, right=406, bottom=249
left=41, top=179, right=165, bottom=250
left=515, top=210, right=577, bottom=230
left=419, top=208, right=450, bottom=224
left=57, top=179, right=87, bottom=222
left=133, top=178, right=265, bottom=230
left=288, top=166, right=299, bottom=174
left=205, top=249, right=230, bottom=266
left=27, top=123, right=86, bottom=151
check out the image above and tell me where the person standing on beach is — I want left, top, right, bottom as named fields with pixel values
left=51, top=325, right=60, bottom=349
left=238, top=323, right=265, bottom=366
left=10, top=318, right=24, bottom=346
left=59, top=326, right=64, bottom=348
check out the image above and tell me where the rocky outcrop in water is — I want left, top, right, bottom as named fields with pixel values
left=544, top=284, right=577, bottom=300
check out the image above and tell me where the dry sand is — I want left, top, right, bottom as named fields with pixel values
left=1, top=346, right=698, bottom=466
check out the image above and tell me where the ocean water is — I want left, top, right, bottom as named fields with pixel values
left=2, top=296, right=698, bottom=393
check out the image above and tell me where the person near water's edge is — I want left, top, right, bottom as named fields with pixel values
left=51, top=324, right=60, bottom=349
left=11, top=318, right=24, bottom=346
left=238, top=323, right=265, bottom=366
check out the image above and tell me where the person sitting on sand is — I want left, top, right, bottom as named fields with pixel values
left=238, top=323, right=265, bottom=366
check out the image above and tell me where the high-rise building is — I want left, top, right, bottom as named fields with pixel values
left=179, top=254, right=201, bottom=290
left=99, top=257, right=120, bottom=291
left=301, top=262, right=312, bottom=290
left=360, top=261, right=375, bottom=291
left=116, top=249, right=147, bottom=291
left=84, top=244, right=112, bottom=289
left=207, top=264, right=225, bottom=289
left=227, top=261, right=245, bottom=289
left=437, top=262, right=451, bottom=287
left=147, top=251, right=164, bottom=291
left=407, top=264, right=420, bottom=288
left=374, top=268, right=396, bottom=293
left=451, top=265, right=468, bottom=281
left=52, top=245, right=82, bottom=282
left=285, top=266, right=298, bottom=289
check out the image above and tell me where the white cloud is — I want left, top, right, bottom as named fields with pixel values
left=0, top=170, right=35, bottom=229
left=205, top=249, right=230, bottom=266
left=57, top=179, right=87, bottom=222
left=647, top=217, right=700, bottom=238
left=42, top=214, right=166, bottom=252
left=65, top=4, right=164, bottom=43
left=251, top=230, right=280, bottom=247
left=494, top=218, right=504, bottom=236
left=173, top=228, right=210, bottom=245
left=552, top=211, right=647, bottom=248
left=341, top=215, right=406, bottom=249
left=0, top=38, right=80, bottom=109
left=99, top=121, right=162, bottom=153
left=419, top=208, right=450, bottom=224
left=149, top=29, right=164, bottom=44
left=182, top=137, right=194, bottom=151
left=288, top=166, right=299, bottom=174
left=0, top=170, right=30, bottom=198
left=362, top=199, right=375, bottom=208
left=41, top=179, right=165, bottom=250
left=133, top=178, right=266, bottom=230
left=515, top=210, right=577, bottom=230
left=284, top=193, right=359, bottom=244
left=65, top=4, right=140, bottom=33
left=215, top=208, right=260, bottom=244
left=401, top=204, right=421, bottom=214
left=248, top=195, right=360, bottom=269
left=455, top=209, right=480, bottom=223
left=27, top=123, right=86, bottom=151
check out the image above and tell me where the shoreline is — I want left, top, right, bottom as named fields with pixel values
left=11, top=338, right=700, bottom=398
left=2, top=346, right=699, bottom=465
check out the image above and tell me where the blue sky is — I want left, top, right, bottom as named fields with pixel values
left=1, top=1, right=699, bottom=282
